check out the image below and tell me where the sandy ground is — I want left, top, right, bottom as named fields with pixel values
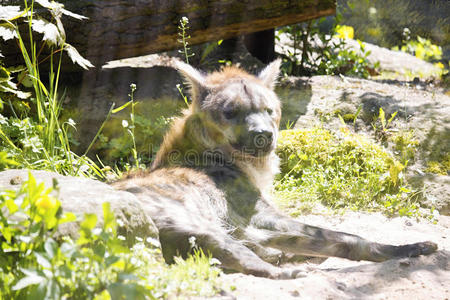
left=220, top=212, right=450, bottom=299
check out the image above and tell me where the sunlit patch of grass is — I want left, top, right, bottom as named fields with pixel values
left=273, top=127, right=420, bottom=216
left=126, top=245, right=224, bottom=299
left=425, top=157, right=450, bottom=175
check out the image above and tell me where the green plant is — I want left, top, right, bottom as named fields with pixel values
left=393, top=34, right=443, bottom=62
left=176, top=83, right=190, bottom=106
left=274, top=127, right=419, bottom=216
left=110, top=83, right=141, bottom=170
left=390, top=130, right=419, bottom=165
left=178, top=17, right=195, bottom=64
left=425, top=157, right=450, bottom=176
left=0, top=1, right=104, bottom=178
left=91, top=97, right=178, bottom=168
left=371, top=107, right=397, bottom=142
left=0, top=173, right=224, bottom=299
left=199, top=39, right=224, bottom=65
left=277, top=17, right=379, bottom=78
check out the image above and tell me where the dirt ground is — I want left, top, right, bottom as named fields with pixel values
left=220, top=212, right=450, bottom=300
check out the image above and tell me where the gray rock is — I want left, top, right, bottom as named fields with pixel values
left=409, top=174, right=450, bottom=215
left=0, top=169, right=158, bottom=242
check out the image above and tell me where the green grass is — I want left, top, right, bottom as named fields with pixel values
left=91, top=96, right=182, bottom=168
left=130, top=246, right=223, bottom=299
left=0, top=1, right=104, bottom=179
left=273, top=127, right=420, bottom=216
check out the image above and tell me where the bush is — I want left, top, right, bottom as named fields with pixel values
left=277, top=18, right=378, bottom=78
left=274, top=128, right=419, bottom=216
left=0, top=173, right=223, bottom=299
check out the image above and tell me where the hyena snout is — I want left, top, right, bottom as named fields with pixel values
left=250, top=129, right=273, bottom=150
left=242, top=113, right=276, bottom=155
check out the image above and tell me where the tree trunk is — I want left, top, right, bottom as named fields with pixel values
left=2, top=0, right=335, bottom=69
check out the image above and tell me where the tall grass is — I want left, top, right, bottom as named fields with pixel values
left=0, top=1, right=105, bottom=178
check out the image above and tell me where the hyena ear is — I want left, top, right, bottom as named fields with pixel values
left=258, top=59, right=282, bottom=90
left=174, top=60, right=207, bottom=109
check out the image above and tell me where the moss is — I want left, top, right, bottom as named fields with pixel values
left=425, top=156, right=450, bottom=175
left=342, top=113, right=356, bottom=122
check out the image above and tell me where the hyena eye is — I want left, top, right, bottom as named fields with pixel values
left=265, top=108, right=273, bottom=115
left=224, top=108, right=238, bottom=120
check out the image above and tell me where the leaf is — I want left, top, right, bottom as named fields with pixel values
left=0, top=23, right=17, bottom=41
left=0, top=66, right=10, bottom=82
left=112, top=101, right=132, bottom=114
left=0, top=6, right=22, bottom=21
left=59, top=212, right=76, bottom=224
left=45, top=279, right=61, bottom=299
left=35, top=0, right=87, bottom=20
left=81, top=213, right=97, bottom=231
left=93, top=289, right=112, bottom=300
left=64, top=44, right=94, bottom=69
left=387, top=111, right=397, bottom=126
left=61, top=8, right=88, bottom=20
left=44, top=238, right=57, bottom=259
left=5, top=197, right=18, bottom=214
left=35, top=252, right=51, bottom=269
left=12, top=274, right=45, bottom=290
left=0, top=227, right=12, bottom=244
left=31, top=18, right=62, bottom=46
left=389, top=161, right=404, bottom=186
left=102, top=202, right=116, bottom=233
left=337, top=114, right=346, bottom=126
left=379, top=107, right=386, bottom=129
left=105, top=255, right=120, bottom=267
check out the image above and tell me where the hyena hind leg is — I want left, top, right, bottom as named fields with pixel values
left=247, top=220, right=437, bottom=262
left=264, top=227, right=437, bottom=262
left=158, top=227, right=306, bottom=279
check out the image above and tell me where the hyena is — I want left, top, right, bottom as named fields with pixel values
left=113, top=60, right=437, bottom=279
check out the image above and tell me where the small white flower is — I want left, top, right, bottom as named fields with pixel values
left=181, top=16, right=189, bottom=24
left=67, top=118, right=76, bottom=126
left=122, top=120, right=129, bottom=128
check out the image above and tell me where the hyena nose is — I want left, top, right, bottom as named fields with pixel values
left=251, top=130, right=273, bottom=149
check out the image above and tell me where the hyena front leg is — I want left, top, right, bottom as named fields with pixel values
left=158, top=227, right=305, bottom=279
left=250, top=205, right=437, bottom=262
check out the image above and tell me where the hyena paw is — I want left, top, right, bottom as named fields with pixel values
left=398, top=241, right=438, bottom=258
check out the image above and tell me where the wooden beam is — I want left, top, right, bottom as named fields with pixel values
left=2, top=0, right=335, bottom=69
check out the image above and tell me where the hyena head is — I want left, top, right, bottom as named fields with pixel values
left=176, top=59, right=282, bottom=159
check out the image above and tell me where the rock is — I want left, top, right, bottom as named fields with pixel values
left=0, top=169, right=158, bottom=242
left=410, top=174, right=450, bottom=215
